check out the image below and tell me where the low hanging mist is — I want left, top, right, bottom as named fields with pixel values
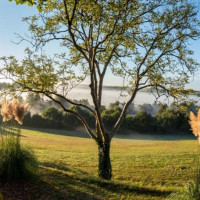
left=7, top=84, right=198, bottom=135
left=67, top=85, right=199, bottom=107
left=23, top=84, right=199, bottom=116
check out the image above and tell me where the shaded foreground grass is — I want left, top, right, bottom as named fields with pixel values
left=0, top=129, right=198, bottom=199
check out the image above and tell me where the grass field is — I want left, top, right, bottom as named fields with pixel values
left=0, top=129, right=198, bottom=200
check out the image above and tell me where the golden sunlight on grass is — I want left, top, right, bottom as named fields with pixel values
left=0, top=128, right=194, bottom=200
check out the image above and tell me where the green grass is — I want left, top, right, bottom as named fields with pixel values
left=0, top=129, right=198, bottom=200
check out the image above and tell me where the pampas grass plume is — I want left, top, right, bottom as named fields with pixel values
left=1, top=99, right=13, bottom=122
left=1, top=98, right=29, bottom=125
left=189, top=111, right=200, bottom=142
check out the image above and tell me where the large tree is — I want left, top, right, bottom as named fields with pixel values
left=1, top=0, right=200, bottom=180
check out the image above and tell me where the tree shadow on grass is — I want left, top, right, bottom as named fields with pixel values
left=41, top=162, right=71, bottom=172
left=0, top=170, right=101, bottom=200
left=39, top=165, right=105, bottom=200
left=0, top=161, right=173, bottom=199
left=79, top=177, right=172, bottom=197
left=38, top=162, right=172, bottom=200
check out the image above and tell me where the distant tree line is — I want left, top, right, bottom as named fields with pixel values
left=21, top=96, right=198, bottom=134
left=0, top=92, right=197, bottom=134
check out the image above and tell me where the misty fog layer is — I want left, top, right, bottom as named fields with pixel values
left=67, top=86, right=199, bottom=107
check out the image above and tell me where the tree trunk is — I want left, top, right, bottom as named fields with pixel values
left=98, top=140, right=112, bottom=180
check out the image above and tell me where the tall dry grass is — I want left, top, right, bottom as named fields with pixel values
left=1, top=98, right=29, bottom=125
left=0, top=98, right=38, bottom=183
left=189, top=111, right=200, bottom=142
left=169, top=110, right=200, bottom=199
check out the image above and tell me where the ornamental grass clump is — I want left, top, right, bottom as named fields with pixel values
left=189, top=110, right=200, bottom=183
left=0, top=135, right=38, bottom=183
left=168, top=110, right=200, bottom=200
left=0, top=98, right=38, bottom=183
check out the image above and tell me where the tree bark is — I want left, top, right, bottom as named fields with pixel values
left=98, top=140, right=112, bottom=180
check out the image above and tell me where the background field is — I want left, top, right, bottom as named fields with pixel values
left=0, top=129, right=198, bottom=200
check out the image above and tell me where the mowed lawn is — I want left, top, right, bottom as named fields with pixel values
left=0, top=129, right=198, bottom=200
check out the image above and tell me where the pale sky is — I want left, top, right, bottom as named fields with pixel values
left=0, top=1, right=200, bottom=89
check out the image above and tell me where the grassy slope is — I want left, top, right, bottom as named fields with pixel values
left=0, top=129, right=198, bottom=200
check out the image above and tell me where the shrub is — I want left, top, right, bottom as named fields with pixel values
left=132, top=110, right=157, bottom=132
left=101, top=103, right=121, bottom=130
left=122, top=114, right=134, bottom=130
left=156, top=106, right=190, bottom=132
left=30, top=114, right=48, bottom=128
left=42, top=106, right=63, bottom=121
left=0, top=135, right=38, bottom=183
